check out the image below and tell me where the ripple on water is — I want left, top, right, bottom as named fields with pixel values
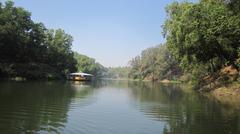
left=0, top=102, right=69, bottom=133
left=134, top=103, right=185, bottom=122
left=69, top=95, right=98, bottom=110
left=1, top=81, right=240, bottom=134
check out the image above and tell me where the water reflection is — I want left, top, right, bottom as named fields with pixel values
left=0, top=81, right=97, bottom=134
left=128, top=82, right=240, bottom=134
left=0, top=80, right=240, bottom=134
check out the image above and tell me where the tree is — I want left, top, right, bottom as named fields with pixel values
left=45, top=29, right=77, bottom=77
left=129, top=44, right=181, bottom=81
left=74, top=52, right=106, bottom=77
left=129, top=56, right=142, bottom=80
left=106, top=67, right=130, bottom=79
left=0, top=1, right=77, bottom=79
left=163, top=0, right=240, bottom=80
left=224, top=0, right=240, bottom=14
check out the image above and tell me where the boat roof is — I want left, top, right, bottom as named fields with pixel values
left=69, top=72, right=93, bottom=76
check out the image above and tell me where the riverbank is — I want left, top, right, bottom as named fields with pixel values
left=159, top=78, right=240, bottom=108
left=104, top=78, right=182, bottom=84
left=207, top=83, right=240, bottom=108
left=159, top=79, right=181, bottom=84
left=187, top=81, right=240, bottom=110
left=211, top=83, right=240, bottom=97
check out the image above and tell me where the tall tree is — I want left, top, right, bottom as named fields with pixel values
left=129, top=44, right=181, bottom=81
left=74, top=52, right=106, bottom=77
left=163, top=0, right=240, bottom=75
left=45, top=29, right=77, bottom=76
left=0, top=1, right=77, bottom=79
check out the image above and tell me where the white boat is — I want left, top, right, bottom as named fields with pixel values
left=67, top=73, right=94, bottom=81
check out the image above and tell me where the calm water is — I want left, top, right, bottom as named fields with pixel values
left=0, top=80, right=240, bottom=134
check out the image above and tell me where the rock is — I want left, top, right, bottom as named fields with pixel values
left=220, top=65, right=239, bottom=81
left=160, top=79, right=171, bottom=83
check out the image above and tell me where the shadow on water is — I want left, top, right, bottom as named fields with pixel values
left=0, top=81, right=101, bottom=134
left=127, top=81, right=240, bottom=134
left=0, top=80, right=240, bottom=134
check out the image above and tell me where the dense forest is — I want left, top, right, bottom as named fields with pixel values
left=0, top=1, right=106, bottom=80
left=129, top=0, right=240, bottom=90
left=0, top=1, right=76, bottom=79
left=1, top=0, right=240, bottom=89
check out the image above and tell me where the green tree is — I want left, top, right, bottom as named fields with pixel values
left=106, top=67, right=130, bottom=79
left=45, top=29, right=77, bottom=77
left=129, top=56, right=142, bottom=80
left=163, top=0, right=240, bottom=83
left=0, top=1, right=77, bottom=79
left=129, top=44, right=181, bottom=81
left=74, top=52, right=106, bottom=77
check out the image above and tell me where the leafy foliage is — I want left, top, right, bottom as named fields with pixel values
left=0, top=1, right=77, bottom=79
left=129, top=44, right=182, bottom=81
left=74, top=52, right=107, bottom=77
left=163, top=0, right=240, bottom=85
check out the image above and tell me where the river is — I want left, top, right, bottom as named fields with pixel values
left=0, top=80, right=239, bottom=134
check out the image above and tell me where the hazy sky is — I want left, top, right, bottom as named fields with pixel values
left=10, top=0, right=192, bottom=67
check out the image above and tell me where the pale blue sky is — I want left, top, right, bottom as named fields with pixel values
left=9, top=0, right=194, bottom=67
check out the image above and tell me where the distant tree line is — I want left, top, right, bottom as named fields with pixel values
left=129, top=0, right=240, bottom=88
left=74, top=52, right=107, bottom=77
left=106, top=67, right=130, bottom=79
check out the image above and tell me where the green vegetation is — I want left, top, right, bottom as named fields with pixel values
left=74, top=52, right=107, bottom=77
left=129, top=44, right=182, bottom=82
left=1, top=0, right=240, bottom=89
left=163, top=0, right=240, bottom=87
left=129, top=0, right=240, bottom=92
left=106, top=67, right=130, bottom=79
left=0, top=1, right=106, bottom=80
left=0, top=1, right=77, bottom=79
left=163, top=0, right=240, bottom=89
